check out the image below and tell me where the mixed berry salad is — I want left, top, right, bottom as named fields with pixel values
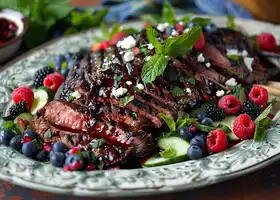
left=1, top=2, right=278, bottom=171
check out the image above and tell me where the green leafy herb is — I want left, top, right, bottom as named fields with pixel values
left=187, top=78, right=196, bottom=85
left=227, top=54, right=240, bottom=61
left=122, top=28, right=138, bottom=35
left=192, top=17, right=211, bottom=27
left=159, top=113, right=176, bottom=133
left=96, top=160, right=105, bottom=170
left=216, top=124, right=231, bottom=133
left=255, top=103, right=273, bottom=123
left=194, top=124, right=216, bottom=132
left=140, top=14, right=161, bottom=26
left=159, top=147, right=176, bottom=158
left=254, top=117, right=271, bottom=141
left=3, top=121, right=18, bottom=133
left=119, top=95, right=134, bottom=107
left=68, top=95, right=75, bottom=102
left=162, top=1, right=176, bottom=25
left=171, top=86, right=186, bottom=97
left=146, top=26, right=163, bottom=53
left=177, top=118, right=196, bottom=130
left=227, top=15, right=236, bottom=30
left=180, top=13, right=194, bottom=24
left=176, top=111, right=188, bottom=125
left=89, top=138, right=106, bottom=148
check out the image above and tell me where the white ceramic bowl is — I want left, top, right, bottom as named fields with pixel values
left=0, top=8, right=28, bottom=64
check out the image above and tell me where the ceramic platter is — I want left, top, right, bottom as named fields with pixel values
left=0, top=16, right=280, bottom=198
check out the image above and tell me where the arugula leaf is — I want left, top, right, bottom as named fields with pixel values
left=140, top=14, right=161, bottom=25
left=254, top=117, right=271, bottom=141
left=255, top=103, right=273, bottom=123
left=159, top=113, right=176, bottom=133
left=101, top=22, right=109, bottom=40
left=89, top=138, right=106, bottom=148
left=171, top=86, right=186, bottom=97
left=141, top=54, right=168, bottom=83
left=163, top=26, right=201, bottom=57
left=192, top=17, right=211, bottom=27
left=146, top=26, right=163, bottom=53
left=119, top=95, right=134, bottom=107
left=227, top=15, right=236, bottom=30
left=159, top=147, right=176, bottom=158
left=162, top=1, right=176, bottom=25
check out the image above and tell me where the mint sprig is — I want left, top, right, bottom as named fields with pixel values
left=159, top=113, right=176, bottom=133
left=162, top=1, right=176, bottom=25
left=141, top=26, right=201, bottom=83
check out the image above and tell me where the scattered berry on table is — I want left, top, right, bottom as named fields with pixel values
left=207, top=129, right=228, bottom=153
left=179, top=126, right=193, bottom=141
left=23, top=129, right=39, bottom=139
left=0, top=129, right=15, bottom=145
left=194, top=33, right=205, bottom=51
left=9, top=101, right=28, bottom=119
left=65, top=154, right=84, bottom=171
left=33, top=66, right=54, bottom=89
left=256, top=33, right=277, bottom=52
left=9, top=135, right=22, bottom=150
left=218, top=95, right=242, bottom=115
left=205, top=23, right=217, bottom=33
left=36, top=150, right=49, bottom=162
left=248, top=86, right=268, bottom=105
left=242, top=101, right=263, bottom=120
left=12, top=87, right=34, bottom=109
left=201, top=117, right=213, bottom=126
left=190, top=135, right=206, bottom=150
left=43, top=72, right=64, bottom=92
left=205, top=103, right=225, bottom=121
left=22, top=141, right=38, bottom=158
left=233, top=114, right=256, bottom=140
left=196, top=112, right=206, bottom=122
left=50, top=151, right=66, bottom=167
left=52, top=142, right=68, bottom=154
left=187, top=145, right=202, bottom=160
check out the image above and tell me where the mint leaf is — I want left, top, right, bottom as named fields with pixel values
left=163, top=26, right=201, bottom=57
left=176, top=111, right=189, bottom=125
left=122, top=28, right=138, bottom=35
left=177, top=118, right=196, bottom=130
left=255, top=103, right=273, bottom=123
left=101, top=22, right=109, bottom=40
left=180, top=13, right=194, bottom=24
left=194, top=124, right=216, bottom=132
left=171, top=86, right=185, bottom=97
left=140, top=14, right=161, bottom=25
left=227, top=15, right=236, bottom=30
left=89, top=138, right=106, bottom=148
left=254, top=117, right=271, bottom=141
left=192, top=17, right=211, bottom=27
left=109, top=24, right=121, bottom=38
left=216, top=124, right=231, bottom=133
left=141, top=54, right=168, bottom=83
left=159, top=113, right=176, bottom=133
left=3, top=121, right=18, bottom=133
left=119, top=95, right=134, bottom=107
left=162, top=1, right=176, bottom=25
left=146, top=26, right=163, bottom=53
left=159, top=147, right=176, bottom=158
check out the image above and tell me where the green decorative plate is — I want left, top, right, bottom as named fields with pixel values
left=0, top=16, right=280, bottom=198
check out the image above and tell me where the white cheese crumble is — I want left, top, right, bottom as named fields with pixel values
left=117, top=35, right=136, bottom=49
left=145, top=56, right=151, bottom=61
left=185, top=88, right=192, bottom=95
left=98, top=87, right=107, bottom=97
left=112, top=87, right=128, bottom=98
left=136, top=83, right=144, bottom=90
left=183, top=28, right=190, bottom=33
left=157, top=22, right=170, bottom=32
left=147, top=43, right=154, bottom=50
left=126, top=81, right=132, bottom=85
left=225, top=78, right=238, bottom=87
left=179, top=21, right=184, bottom=26
left=123, top=51, right=134, bottom=63
left=205, top=62, right=211, bottom=68
left=216, top=90, right=225, bottom=97
left=197, top=53, right=205, bottom=63
left=243, top=57, right=254, bottom=72
left=71, top=91, right=81, bottom=99
left=241, top=50, right=248, bottom=57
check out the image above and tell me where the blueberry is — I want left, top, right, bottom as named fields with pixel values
left=65, top=154, right=84, bottom=169
left=201, top=117, right=214, bottom=126
left=0, top=129, right=15, bottom=145
left=179, top=127, right=193, bottom=141
left=36, top=150, right=49, bottom=162
left=50, top=151, right=66, bottom=167
left=205, top=23, right=217, bottom=33
left=196, top=112, right=206, bottom=122
left=55, top=55, right=64, bottom=71
left=187, top=145, right=202, bottom=160
left=190, top=135, right=206, bottom=150
left=9, top=135, right=22, bottom=150
left=196, top=132, right=207, bottom=140
left=23, top=129, right=38, bottom=139
left=188, top=22, right=199, bottom=28
left=166, top=27, right=174, bottom=35
left=52, top=142, right=68, bottom=154
left=22, top=142, right=38, bottom=158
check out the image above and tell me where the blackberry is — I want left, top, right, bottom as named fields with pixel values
left=242, top=101, right=263, bottom=120
left=9, top=101, right=27, bottom=119
left=205, top=103, right=225, bottom=121
left=33, top=66, right=54, bottom=88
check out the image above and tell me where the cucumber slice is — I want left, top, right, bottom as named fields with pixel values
left=30, top=87, right=54, bottom=115
left=142, top=137, right=190, bottom=167
left=14, top=113, right=33, bottom=133
left=214, top=116, right=239, bottom=141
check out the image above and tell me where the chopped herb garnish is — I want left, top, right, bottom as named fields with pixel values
left=159, top=113, right=176, bottom=133
left=68, top=95, right=75, bottom=102
left=89, top=138, right=106, bottom=148
left=131, top=112, right=138, bottom=119
left=171, top=86, right=186, bottom=97
left=119, top=95, right=134, bottom=107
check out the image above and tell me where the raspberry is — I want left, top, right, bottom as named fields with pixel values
left=268, top=113, right=274, bottom=119
left=218, top=95, right=242, bottom=115
left=110, top=32, right=126, bottom=45
left=12, top=87, right=34, bottom=109
left=256, top=33, right=277, bottom=52
left=175, top=23, right=183, bottom=33
left=233, top=114, right=255, bottom=140
left=86, top=164, right=95, bottom=171
left=248, top=86, right=268, bottom=105
left=207, top=129, right=228, bottom=153
left=194, top=33, right=205, bottom=51
left=64, top=165, right=71, bottom=172
left=71, top=161, right=82, bottom=171
left=68, top=146, right=81, bottom=155
left=99, top=40, right=110, bottom=50
left=43, top=72, right=64, bottom=92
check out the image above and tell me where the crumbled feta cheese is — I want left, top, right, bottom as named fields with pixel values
left=163, top=22, right=170, bottom=27
left=243, top=57, right=254, bottom=72
left=145, top=56, right=151, bottom=61
left=123, top=51, right=134, bottom=63
left=241, top=50, right=248, bottom=57
left=171, top=29, right=178, bottom=36
left=197, top=53, right=205, bottom=63
left=225, top=78, right=238, bottom=87
left=216, top=90, right=225, bottom=97
left=112, top=58, right=120, bottom=64
left=226, top=49, right=240, bottom=56
left=205, top=62, right=211, bottom=68
left=179, top=21, right=184, bottom=26
left=71, top=91, right=81, bottom=99
left=119, top=51, right=124, bottom=55
left=136, top=83, right=144, bottom=90
left=157, top=22, right=170, bottom=32
left=126, top=81, right=132, bottom=85
left=118, top=35, right=136, bottom=49
left=147, top=44, right=154, bottom=50
left=98, top=87, right=107, bottom=97
left=183, top=28, right=190, bottom=33
left=185, top=88, right=192, bottom=95
left=112, top=87, right=128, bottom=98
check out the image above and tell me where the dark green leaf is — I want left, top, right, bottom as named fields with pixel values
left=254, top=117, right=271, bottom=141
left=177, top=118, right=196, bottom=130
left=194, top=124, right=216, bottom=132
left=176, top=111, right=188, bottom=124
left=171, top=86, right=185, bottom=97
left=89, top=138, right=106, bottom=148
left=122, top=28, right=138, bottom=35
left=187, top=78, right=196, bottom=85
left=192, top=17, right=211, bottom=27
left=146, top=26, right=163, bottom=53
left=159, top=147, right=176, bottom=158
left=44, top=3, right=73, bottom=20
left=255, top=103, right=273, bottom=123
left=162, top=1, right=176, bottom=25
left=3, top=121, right=18, bottom=133
left=119, top=95, right=134, bottom=107
left=227, top=15, right=236, bottom=30
left=180, top=13, right=194, bottom=24
left=163, top=26, right=201, bottom=57
left=141, top=54, right=168, bottom=83
left=140, top=14, right=161, bottom=25
left=109, top=23, right=121, bottom=38
left=159, top=113, right=176, bottom=133
left=100, top=22, right=109, bottom=40
left=216, top=124, right=231, bottom=133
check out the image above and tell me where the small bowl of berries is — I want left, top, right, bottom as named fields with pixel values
left=0, top=8, right=28, bottom=64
